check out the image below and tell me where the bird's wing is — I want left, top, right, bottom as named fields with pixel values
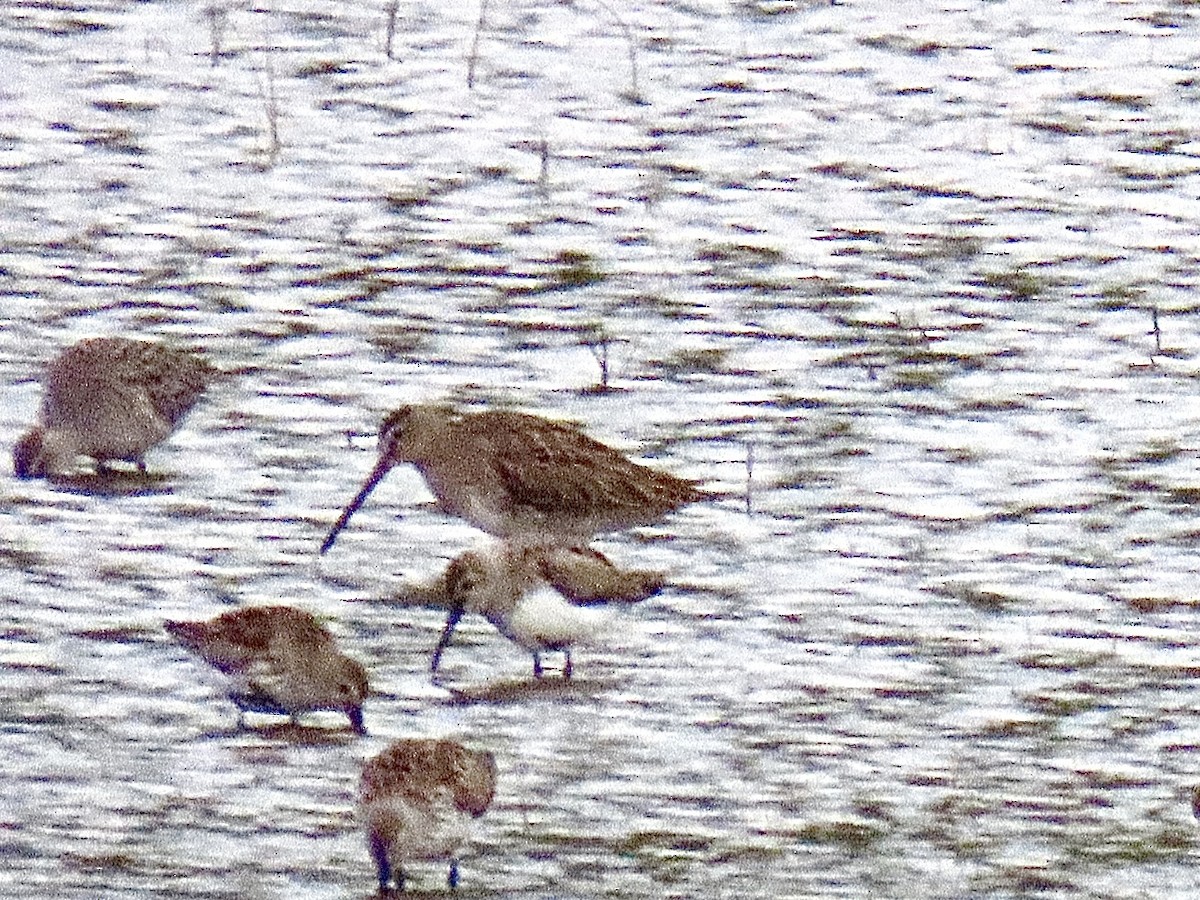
left=483, top=414, right=642, bottom=514
left=535, top=546, right=666, bottom=604
left=129, top=344, right=215, bottom=426
left=450, top=746, right=497, bottom=816
left=44, top=338, right=214, bottom=427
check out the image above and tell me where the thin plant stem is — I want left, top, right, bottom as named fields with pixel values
left=468, top=0, right=490, bottom=89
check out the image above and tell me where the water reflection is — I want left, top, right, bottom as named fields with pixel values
left=5, top=0, right=1200, bottom=897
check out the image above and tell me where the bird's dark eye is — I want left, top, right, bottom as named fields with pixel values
left=379, top=407, right=413, bottom=446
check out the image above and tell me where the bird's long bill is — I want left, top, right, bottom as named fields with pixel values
left=430, top=605, right=465, bottom=675
left=319, top=455, right=394, bottom=555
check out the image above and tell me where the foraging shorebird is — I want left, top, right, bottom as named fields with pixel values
left=431, top=544, right=652, bottom=679
left=13, top=336, right=215, bottom=479
left=165, top=606, right=368, bottom=733
left=389, top=544, right=664, bottom=609
left=360, top=738, right=497, bottom=893
left=320, top=404, right=704, bottom=554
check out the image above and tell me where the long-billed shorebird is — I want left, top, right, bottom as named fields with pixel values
left=13, top=336, right=215, bottom=479
left=431, top=544, right=652, bottom=679
left=360, top=738, right=497, bottom=893
left=320, top=404, right=705, bottom=554
left=165, top=606, right=368, bottom=733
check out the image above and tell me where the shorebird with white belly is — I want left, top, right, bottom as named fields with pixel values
left=430, top=543, right=652, bottom=679
left=320, top=404, right=705, bottom=553
left=165, top=606, right=368, bottom=733
left=13, top=336, right=215, bottom=479
left=360, top=738, right=497, bottom=893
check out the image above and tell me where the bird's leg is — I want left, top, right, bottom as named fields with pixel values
left=448, top=859, right=459, bottom=889
left=533, top=651, right=544, bottom=679
left=431, top=604, right=465, bottom=676
left=563, top=649, right=573, bottom=680
left=369, top=832, right=391, bottom=894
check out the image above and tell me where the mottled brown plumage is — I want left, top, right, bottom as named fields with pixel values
left=360, top=739, right=497, bottom=892
left=165, top=606, right=368, bottom=733
left=321, top=405, right=705, bottom=553
left=533, top=545, right=665, bottom=605
left=14, top=337, right=214, bottom=478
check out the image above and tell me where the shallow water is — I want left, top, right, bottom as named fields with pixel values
left=4, top=0, right=1200, bottom=897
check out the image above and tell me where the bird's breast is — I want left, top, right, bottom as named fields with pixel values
left=503, top=588, right=610, bottom=650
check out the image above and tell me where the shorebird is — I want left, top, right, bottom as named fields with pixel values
left=431, top=544, right=650, bottom=679
left=360, top=738, right=497, bottom=893
left=320, top=404, right=704, bottom=554
left=13, top=336, right=215, bottom=479
left=165, top=606, right=368, bottom=733
left=387, top=544, right=663, bottom=611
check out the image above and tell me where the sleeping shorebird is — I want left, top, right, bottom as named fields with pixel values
left=13, top=336, right=215, bottom=479
left=430, top=543, right=656, bottom=679
left=320, top=404, right=705, bottom=554
left=165, top=606, right=368, bottom=733
left=360, top=738, right=497, bottom=893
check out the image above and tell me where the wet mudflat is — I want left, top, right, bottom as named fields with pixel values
left=4, top=0, right=1200, bottom=897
